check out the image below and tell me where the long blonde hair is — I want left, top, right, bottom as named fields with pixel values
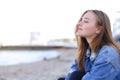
left=75, top=10, right=120, bottom=71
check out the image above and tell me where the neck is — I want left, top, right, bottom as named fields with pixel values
left=86, top=34, right=96, bottom=48
left=86, top=37, right=94, bottom=53
left=86, top=38, right=92, bottom=48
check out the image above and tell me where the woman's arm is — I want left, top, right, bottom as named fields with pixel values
left=65, top=59, right=80, bottom=80
left=82, top=60, right=114, bottom=80
left=82, top=46, right=120, bottom=80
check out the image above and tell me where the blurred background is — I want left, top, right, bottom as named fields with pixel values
left=0, top=0, right=120, bottom=80
left=0, top=0, right=120, bottom=46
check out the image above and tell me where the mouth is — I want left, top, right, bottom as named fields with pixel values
left=78, top=28, right=82, bottom=30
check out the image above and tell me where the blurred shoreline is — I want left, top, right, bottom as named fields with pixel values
left=0, top=45, right=65, bottom=50
left=0, top=48, right=77, bottom=80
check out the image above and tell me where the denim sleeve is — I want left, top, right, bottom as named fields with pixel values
left=82, top=46, right=119, bottom=80
left=82, top=60, right=114, bottom=80
left=65, top=59, right=80, bottom=80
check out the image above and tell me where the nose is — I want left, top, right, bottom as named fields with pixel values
left=77, top=21, right=82, bottom=27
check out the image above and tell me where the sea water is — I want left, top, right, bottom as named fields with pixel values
left=0, top=50, right=59, bottom=66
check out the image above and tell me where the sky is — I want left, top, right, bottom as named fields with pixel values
left=0, top=0, right=120, bottom=45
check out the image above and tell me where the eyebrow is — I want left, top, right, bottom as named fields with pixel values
left=83, top=18, right=89, bottom=20
left=80, top=17, right=89, bottom=21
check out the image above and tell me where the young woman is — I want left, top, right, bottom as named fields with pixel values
left=65, top=10, right=120, bottom=80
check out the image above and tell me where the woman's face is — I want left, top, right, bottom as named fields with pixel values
left=76, top=11, right=100, bottom=39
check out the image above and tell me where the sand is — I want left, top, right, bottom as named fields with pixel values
left=0, top=48, right=77, bottom=80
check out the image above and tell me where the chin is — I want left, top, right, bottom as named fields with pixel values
left=76, top=32, right=81, bottom=35
left=76, top=33, right=84, bottom=37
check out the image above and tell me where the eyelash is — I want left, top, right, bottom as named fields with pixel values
left=84, top=21, right=88, bottom=23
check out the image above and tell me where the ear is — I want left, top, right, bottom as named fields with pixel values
left=96, top=26, right=102, bottom=34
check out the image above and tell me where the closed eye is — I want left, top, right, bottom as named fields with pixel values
left=84, top=20, right=88, bottom=23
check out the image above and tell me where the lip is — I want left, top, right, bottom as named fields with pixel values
left=78, top=27, right=82, bottom=30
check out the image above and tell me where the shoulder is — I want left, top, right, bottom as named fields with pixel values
left=95, top=45, right=120, bottom=71
left=98, top=45, right=119, bottom=60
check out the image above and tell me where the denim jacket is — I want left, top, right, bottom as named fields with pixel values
left=65, top=45, right=120, bottom=80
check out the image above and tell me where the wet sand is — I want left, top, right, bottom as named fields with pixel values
left=0, top=48, right=77, bottom=80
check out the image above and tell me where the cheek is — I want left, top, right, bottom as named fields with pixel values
left=82, top=27, right=96, bottom=36
left=85, top=27, right=96, bottom=35
left=76, top=28, right=91, bottom=36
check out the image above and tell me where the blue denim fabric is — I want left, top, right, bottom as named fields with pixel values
left=65, top=59, right=80, bottom=80
left=65, top=46, right=120, bottom=80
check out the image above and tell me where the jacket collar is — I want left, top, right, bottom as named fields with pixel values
left=86, top=46, right=91, bottom=58
left=86, top=46, right=98, bottom=62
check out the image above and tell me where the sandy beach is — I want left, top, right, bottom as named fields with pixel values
left=0, top=48, right=77, bottom=80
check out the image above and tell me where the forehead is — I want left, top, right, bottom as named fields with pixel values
left=82, top=11, right=97, bottom=20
